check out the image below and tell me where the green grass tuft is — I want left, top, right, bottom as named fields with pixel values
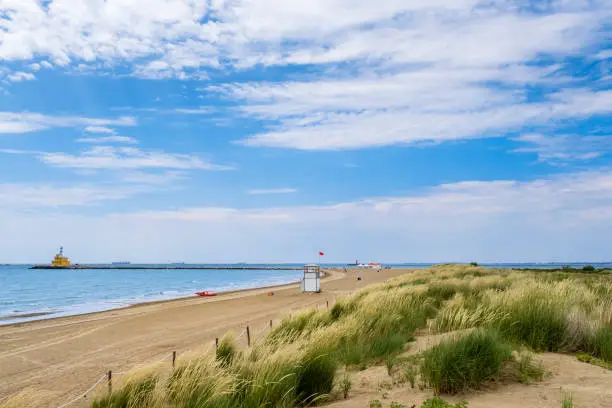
left=421, top=329, right=512, bottom=394
left=421, top=397, right=468, bottom=408
left=92, top=372, right=158, bottom=408
left=561, top=391, right=573, bottom=408
left=517, top=352, right=545, bottom=383
left=589, top=324, right=612, bottom=362
left=216, top=333, right=238, bottom=367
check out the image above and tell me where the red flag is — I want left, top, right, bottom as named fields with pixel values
left=319, top=251, right=324, bottom=256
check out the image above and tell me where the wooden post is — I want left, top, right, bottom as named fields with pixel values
left=269, top=319, right=273, bottom=329
left=215, top=338, right=219, bottom=353
left=107, top=370, right=112, bottom=394
left=172, top=351, right=176, bottom=369
left=246, top=326, right=251, bottom=347
left=326, top=300, right=329, bottom=309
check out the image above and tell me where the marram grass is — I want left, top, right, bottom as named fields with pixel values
left=83, top=265, right=612, bottom=407
left=421, top=329, right=512, bottom=394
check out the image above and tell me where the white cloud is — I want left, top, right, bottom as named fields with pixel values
left=596, top=49, right=612, bottom=59
left=84, top=126, right=116, bottom=134
left=0, top=0, right=609, bottom=78
left=76, top=136, right=137, bottom=144
left=0, top=112, right=136, bottom=134
left=7, top=72, right=36, bottom=82
left=3, top=169, right=612, bottom=263
left=39, top=146, right=234, bottom=170
left=120, top=170, right=186, bottom=184
left=234, top=87, right=612, bottom=150
left=248, top=188, right=297, bottom=195
left=512, top=133, right=612, bottom=164
left=0, top=183, right=138, bottom=208
left=173, top=107, right=214, bottom=115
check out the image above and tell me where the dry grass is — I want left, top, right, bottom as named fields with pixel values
left=63, top=264, right=611, bottom=407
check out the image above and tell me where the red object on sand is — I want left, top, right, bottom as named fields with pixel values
left=195, top=291, right=216, bottom=297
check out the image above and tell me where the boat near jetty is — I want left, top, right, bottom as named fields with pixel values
left=46, top=247, right=71, bottom=268
left=31, top=250, right=301, bottom=270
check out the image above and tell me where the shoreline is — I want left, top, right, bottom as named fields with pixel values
left=0, top=267, right=413, bottom=406
left=0, top=271, right=332, bottom=328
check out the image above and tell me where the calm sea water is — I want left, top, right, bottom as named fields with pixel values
left=1, top=262, right=610, bottom=325
left=0, top=265, right=303, bottom=325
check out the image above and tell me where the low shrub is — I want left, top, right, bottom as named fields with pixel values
left=421, top=329, right=512, bottom=394
left=582, top=265, right=596, bottom=272
left=517, top=352, right=545, bottom=383
left=576, top=353, right=611, bottom=370
left=421, top=397, right=468, bottom=408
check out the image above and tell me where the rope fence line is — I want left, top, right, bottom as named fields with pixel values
left=56, top=297, right=335, bottom=408
left=56, top=374, right=107, bottom=408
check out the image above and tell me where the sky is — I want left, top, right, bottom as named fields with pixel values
left=0, top=0, right=611, bottom=264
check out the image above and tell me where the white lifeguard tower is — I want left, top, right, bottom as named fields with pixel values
left=301, top=264, right=321, bottom=293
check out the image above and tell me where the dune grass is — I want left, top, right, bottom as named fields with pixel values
left=431, top=271, right=612, bottom=360
left=86, top=265, right=612, bottom=407
left=420, top=329, right=512, bottom=394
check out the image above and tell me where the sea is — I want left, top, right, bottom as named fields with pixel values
left=1, top=262, right=610, bottom=325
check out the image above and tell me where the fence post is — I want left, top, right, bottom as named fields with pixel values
left=215, top=338, right=219, bottom=353
left=269, top=319, right=273, bottom=329
left=246, top=325, right=251, bottom=347
left=326, top=300, right=329, bottom=309
left=107, top=370, right=112, bottom=394
left=172, top=351, right=176, bottom=369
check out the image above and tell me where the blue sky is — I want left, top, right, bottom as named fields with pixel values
left=0, top=0, right=611, bottom=263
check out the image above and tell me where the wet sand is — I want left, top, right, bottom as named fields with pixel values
left=0, top=267, right=412, bottom=407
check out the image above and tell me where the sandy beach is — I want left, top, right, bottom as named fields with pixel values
left=0, top=267, right=411, bottom=407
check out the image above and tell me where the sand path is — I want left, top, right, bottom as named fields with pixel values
left=327, top=338, right=612, bottom=408
left=0, top=267, right=408, bottom=407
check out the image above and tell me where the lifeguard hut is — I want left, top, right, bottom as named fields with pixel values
left=301, top=264, right=321, bottom=293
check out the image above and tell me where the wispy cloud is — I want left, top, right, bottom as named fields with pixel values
left=0, top=183, right=139, bottom=208
left=223, top=74, right=612, bottom=150
left=7, top=72, right=35, bottom=82
left=0, top=148, right=41, bottom=155
left=248, top=188, right=298, bottom=195
left=0, top=112, right=136, bottom=134
left=173, top=107, right=214, bottom=115
left=39, top=146, right=234, bottom=171
left=133, top=170, right=612, bottom=223
left=3, top=169, right=612, bottom=262
left=76, top=136, right=137, bottom=144
left=120, top=171, right=187, bottom=184
left=84, top=126, right=116, bottom=134
left=512, top=133, right=612, bottom=164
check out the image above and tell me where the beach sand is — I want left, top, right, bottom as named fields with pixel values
left=0, top=267, right=410, bottom=407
